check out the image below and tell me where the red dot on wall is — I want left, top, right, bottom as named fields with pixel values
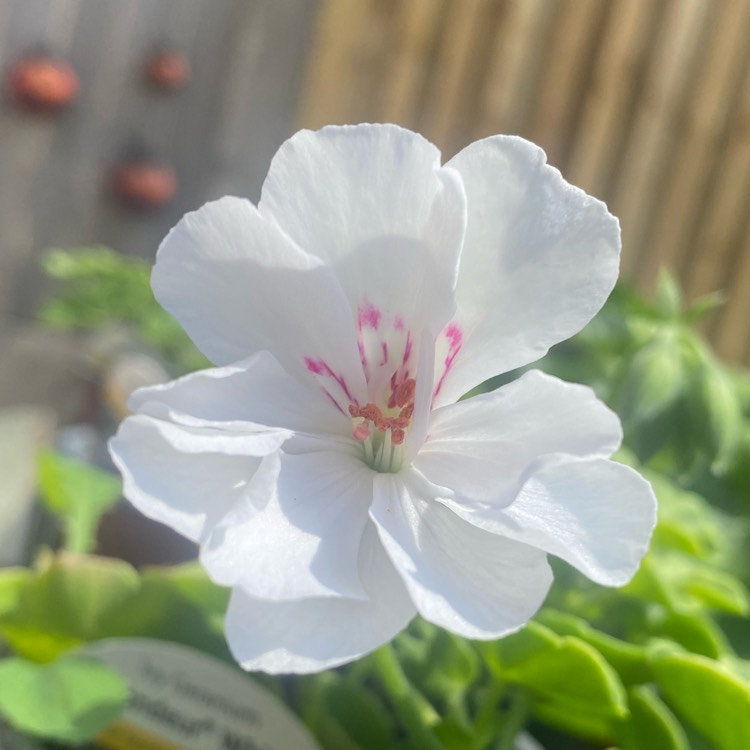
left=145, top=49, right=191, bottom=91
left=7, top=52, right=79, bottom=112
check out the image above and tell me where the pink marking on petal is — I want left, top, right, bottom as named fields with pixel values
left=381, top=341, right=388, bottom=365
left=403, top=332, right=413, bottom=364
left=358, top=300, right=381, bottom=331
left=445, top=322, right=463, bottom=352
left=322, top=388, right=346, bottom=415
left=433, top=323, right=464, bottom=401
left=394, top=315, right=404, bottom=331
left=304, top=356, right=324, bottom=375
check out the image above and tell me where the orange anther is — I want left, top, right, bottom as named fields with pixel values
left=391, top=428, right=406, bottom=445
left=395, top=378, right=416, bottom=407
left=398, top=403, right=414, bottom=420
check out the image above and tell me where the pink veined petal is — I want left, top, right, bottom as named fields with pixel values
left=128, top=350, right=350, bottom=439
left=224, top=523, right=416, bottom=674
left=370, top=469, right=553, bottom=640
left=436, top=136, right=620, bottom=405
left=152, top=196, right=367, bottom=407
left=414, top=369, right=622, bottom=507
left=200, top=451, right=374, bottom=602
left=109, top=414, right=279, bottom=544
left=449, top=457, right=657, bottom=587
left=259, top=124, right=467, bottom=359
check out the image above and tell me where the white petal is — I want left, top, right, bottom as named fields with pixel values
left=225, top=523, right=416, bottom=674
left=454, top=458, right=657, bottom=586
left=129, top=350, right=349, bottom=438
left=371, top=470, right=552, bottom=639
left=259, top=125, right=466, bottom=342
left=415, top=370, right=622, bottom=507
left=436, top=136, right=620, bottom=405
left=109, top=415, right=268, bottom=543
left=152, top=196, right=367, bottom=406
left=201, top=451, right=373, bottom=601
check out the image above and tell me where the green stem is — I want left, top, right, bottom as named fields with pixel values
left=372, top=645, right=446, bottom=750
left=494, top=687, right=532, bottom=750
left=472, top=679, right=507, bottom=748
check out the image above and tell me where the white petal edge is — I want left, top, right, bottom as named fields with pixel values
left=371, top=470, right=553, bottom=639
left=200, top=451, right=374, bottom=602
left=152, top=196, right=367, bottom=405
left=415, top=369, right=622, bottom=507
left=436, top=136, right=620, bottom=405
left=109, top=414, right=276, bottom=543
left=129, top=350, right=349, bottom=438
left=448, top=457, right=657, bottom=586
left=224, top=523, right=416, bottom=674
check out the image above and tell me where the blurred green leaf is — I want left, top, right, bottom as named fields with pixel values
left=0, top=655, right=128, bottom=743
left=688, top=361, right=743, bottom=474
left=0, top=568, right=31, bottom=619
left=483, top=621, right=627, bottom=741
left=0, top=553, right=140, bottom=662
left=38, top=450, right=122, bottom=554
left=651, top=650, right=750, bottom=750
left=536, top=609, right=649, bottom=684
left=654, top=270, right=682, bottom=319
left=626, top=550, right=749, bottom=616
left=619, top=685, right=689, bottom=750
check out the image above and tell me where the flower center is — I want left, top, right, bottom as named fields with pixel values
left=349, top=377, right=416, bottom=473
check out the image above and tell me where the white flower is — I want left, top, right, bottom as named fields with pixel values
left=109, top=124, right=656, bottom=674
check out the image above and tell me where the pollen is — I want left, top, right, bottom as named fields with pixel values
left=349, top=377, right=417, bottom=472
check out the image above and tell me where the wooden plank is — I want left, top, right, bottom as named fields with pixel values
left=526, top=0, right=608, bottom=167
left=713, top=226, right=750, bottom=362
left=474, top=0, right=561, bottom=140
left=206, top=0, right=320, bottom=200
left=565, top=0, right=659, bottom=197
left=417, top=0, right=497, bottom=153
left=378, top=0, right=445, bottom=128
left=683, top=48, right=750, bottom=306
left=611, top=0, right=711, bottom=280
left=637, top=0, right=750, bottom=292
left=297, top=0, right=381, bottom=129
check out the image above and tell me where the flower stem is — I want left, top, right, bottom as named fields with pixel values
left=372, top=645, right=446, bottom=750
left=494, top=687, right=532, bottom=750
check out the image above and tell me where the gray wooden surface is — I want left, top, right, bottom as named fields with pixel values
left=0, top=0, right=318, bottom=324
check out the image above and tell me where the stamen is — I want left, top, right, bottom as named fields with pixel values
left=352, top=421, right=371, bottom=441
left=348, top=377, right=417, bottom=472
left=395, top=378, right=416, bottom=407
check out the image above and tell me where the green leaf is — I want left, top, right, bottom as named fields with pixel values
left=0, top=553, right=140, bottom=661
left=619, top=331, right=685, bottom=425
left=646, top=472, right=727, bottom=560
left=0, top=568, right=31, bottom=618
left=0, top=655, right=128, bottom=743
left=626, top=550, right=749, bottom=615
left=536, top=609, right=650, bottom=684
left=322, top=676, right=394, bottom=750
left=484, top=622, right=628, bottom=740
left=654, top=269, right=682, bottom=318
left=651, top=650, right=750, bottom=750
left=685, top=290, right=726, bottom=324
left=619, top=685, right=689, bottom=750
left=646, top=610, right=729, bottom=659
left=422, top=630, right=479, bottom=698
left=688, top=362, right=743, bottom=474
left=38, top=450, right=122, bottom=554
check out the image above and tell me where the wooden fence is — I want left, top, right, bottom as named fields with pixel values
left=298, top=0, right=750, bottom=364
